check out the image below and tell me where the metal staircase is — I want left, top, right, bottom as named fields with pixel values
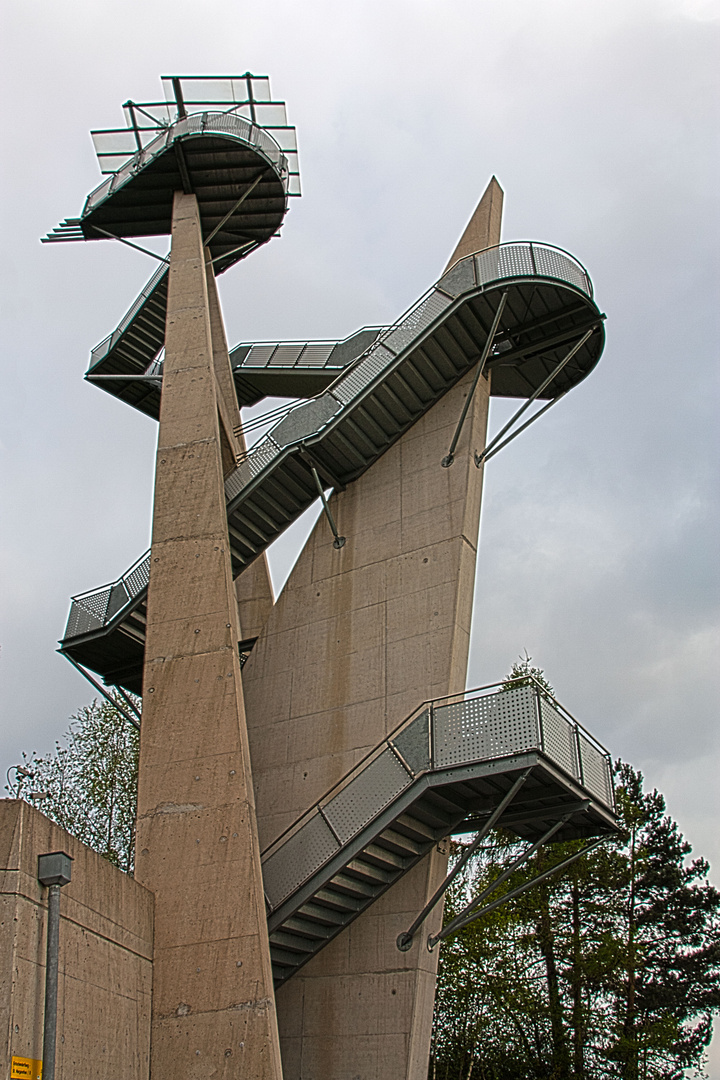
left=59, top=241, right=606, bottom=693
left=259, top=680, right=617, bottom=986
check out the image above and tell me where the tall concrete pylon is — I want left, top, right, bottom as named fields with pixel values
left=134, top=193, right=283, bottom=1080
left=242, top=179, right=504, bottom=1078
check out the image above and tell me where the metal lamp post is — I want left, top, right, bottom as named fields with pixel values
left=37, top=852, right=73, bottom=1080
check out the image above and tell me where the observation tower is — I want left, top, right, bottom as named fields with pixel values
left=38, top=75, right=616, bottom=1080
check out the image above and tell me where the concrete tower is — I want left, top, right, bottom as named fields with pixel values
left=39, top=74, right=617, bottom=1080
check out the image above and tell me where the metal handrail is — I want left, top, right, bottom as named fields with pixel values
left=224, top=242, right=595, bottom=503
left=88, top=263, right=169, bottom=368
left=83, top=110, right=291, bottom=216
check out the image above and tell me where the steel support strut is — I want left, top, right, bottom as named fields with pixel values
left=63, top=656, right=140, bottom=730
left=396, top=767, right=531, bottom=951
left=310, top=466, right=346, bottom=549
left=204, top=171, right=265, bottom=245
left=475, top=326, right=596, bottom=468
left=428, top=835, right=607, bottom=949
left=442, top=291, right=508, bottom=467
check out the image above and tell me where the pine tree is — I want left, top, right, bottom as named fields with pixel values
left=431, top=663, right=720, bottom=1079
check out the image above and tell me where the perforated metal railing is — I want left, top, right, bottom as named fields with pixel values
left=88, top=263, right=169, bottom=368
left=63, top=551, right=151, bottom=639
left=224, top=242, right=593, bottom=503
left=83, top=110, right=295, bottom=216
left=260, top=680, right=613, bottom=913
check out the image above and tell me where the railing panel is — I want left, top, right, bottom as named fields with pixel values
left=261, top=810, right=340, bottom=910
left=123, top=555, right=151, bottom=598
left=578, top=733, right=614, bottom=809
left=105, top=582, right=131, bottom=622
left=64, top=599, right=108, bottom=640
left=433, top=685, right=540, bottom=768
left=75, top=587, right=112, bottom=623
left=532, top=246, right=590, bottom=295
left=539, top=697, right=580, bottom=781
left=381, top=289, right=452, bottom=355
left=331, top=345, right=396, bottom=405
left=323, top=747, right=412, bottom=845
left=391, top=709, right=431, bottom=775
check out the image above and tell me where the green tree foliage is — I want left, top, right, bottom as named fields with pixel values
left=431, top=666, right=720, bottom=1079
left=7, top=695, right=139, bottom=873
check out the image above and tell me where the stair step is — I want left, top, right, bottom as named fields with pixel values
left=343, top=858, right=394, bottom=886
left=374, top=826, right=426, bottom=858
left=392, top=811, right=444, bottom=841
left=269, top=945, right=307, bottom=969
left=311, top=887, right=364, bottom=913
left=295, top=900, right=354, bottom=926
left=324, top=873, right=378, bottom=901
left=358, top=842, right=411, bottom=871
left=281, top=915, right=335, bottom=941
left=269, top=929, right=317, bottom=956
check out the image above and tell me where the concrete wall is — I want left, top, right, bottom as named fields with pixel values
left=0, top=799, right=153, bottom=1080
left=243, top=363, right=491, bottom=1079
left=135, top=194, right=283, bottom=1080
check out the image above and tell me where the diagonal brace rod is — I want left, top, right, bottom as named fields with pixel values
left=396, top=767, right=531, bottom=951
left=310, top=466, right=346, bottom=549
left=429, top=805, right=586, bottom=947
left=475, top=326, right=595, bottom=468
left=442, top=291, right=508, bottom=467
left=115, top=684, right=142, bottom=721
left=209, top=240, right=256, bottom=266
left=429, top=835, right=607, bottom=949
left=481, top=391, right=568, bottom=465
left=63, top=656, right=140, bottom=731
left=204, top=172, right=265, bottom=246
left=91, top=227, right=170, bottom=264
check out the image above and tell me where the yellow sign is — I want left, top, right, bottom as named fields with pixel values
left=10, top=1058, right=42, bottom=1079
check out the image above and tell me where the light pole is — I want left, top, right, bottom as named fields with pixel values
left=37, top=852, right=73, bottom=1080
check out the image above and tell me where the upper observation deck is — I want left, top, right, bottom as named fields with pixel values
left=43, top=75, right=299, bottom=274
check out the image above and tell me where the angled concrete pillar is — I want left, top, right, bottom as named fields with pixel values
left=444, top=176, right=503, bottom=273
left=134, top=192, right=283, bottom=1080
left=243, top=182, right=503, bottom=1079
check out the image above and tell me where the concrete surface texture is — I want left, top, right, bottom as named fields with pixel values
left=241, top=181, right=503, bottom=1078
left=134, top=192, right=283, bottom=1080
left=0, top=799, right=153, bottom=1079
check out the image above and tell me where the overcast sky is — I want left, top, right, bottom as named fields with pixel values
left=1, top=0, right=718, bottom=1060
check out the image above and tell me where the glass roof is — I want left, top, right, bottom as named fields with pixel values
left=90, top=74, right=299, bottom=191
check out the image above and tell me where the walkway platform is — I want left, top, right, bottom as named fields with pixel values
left=59, top=241, right=605, bottom=693
left=259, top=681, right=617, bottom=986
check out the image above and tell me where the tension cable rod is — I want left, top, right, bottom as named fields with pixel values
left=428, top=804, right=586, bottom=949
left=475, top=326, right=595, bottom=469
left=91, top=226, right=170, bottom=264
left=209, top=240, right=256, bottom=266
left=428, top=834, right=607, bottom=950
left=481, top=391, right=568, bottom=465
left=310, top=466, right=346, bottom=549
left=204, top=171, right=265, bottom=246
left=64, top=656, right=140, bottom=731
left=442, top=291, right=508, bottom=468
left=396, top=768, right=531, bottom=951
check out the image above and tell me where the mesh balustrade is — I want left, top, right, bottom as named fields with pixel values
left=260, top=682, right=613, bottom=912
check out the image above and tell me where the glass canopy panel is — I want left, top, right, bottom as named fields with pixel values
left=86, top=74, right=300, bottom=194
